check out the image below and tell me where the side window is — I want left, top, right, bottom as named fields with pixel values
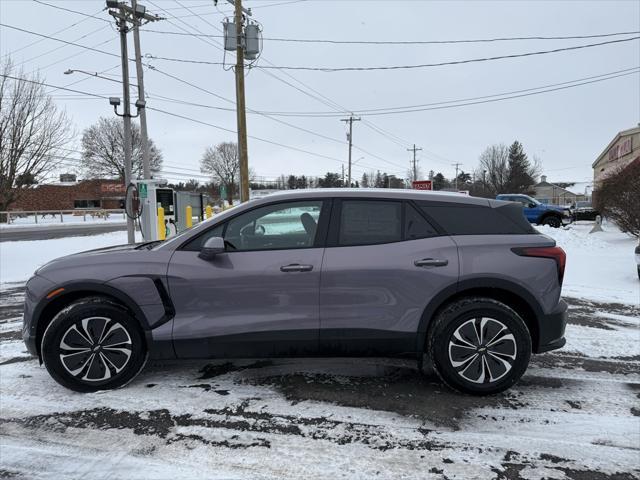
left=405, top=203, right=438, bottom=240
left=339, top=200, right=401, bottom=246
left=225, top=200, right=324, bottom=251
left=417, top=201, right=531, bottom=235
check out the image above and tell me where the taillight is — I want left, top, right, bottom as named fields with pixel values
left=512, top=246, right=566, bottom=285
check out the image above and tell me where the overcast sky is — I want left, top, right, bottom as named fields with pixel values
left=1, top=0, right=639, bottom=186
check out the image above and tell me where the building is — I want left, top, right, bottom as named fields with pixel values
left=9, top=178, right=126, bottom=211
left=533, top=176, right=588, bottom=206
left=592, top=125, right=640, bottom=184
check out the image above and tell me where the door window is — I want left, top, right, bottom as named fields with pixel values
left=225, top=201, right=324, bottom=251
left=405, top=203, right=438, bottom=239
left=338, top=200, right=402, bottom=246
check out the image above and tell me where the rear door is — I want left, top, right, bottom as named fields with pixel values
left=319, top=199, right=459, bottom=355
left=168, top=199, right=330, bottom=358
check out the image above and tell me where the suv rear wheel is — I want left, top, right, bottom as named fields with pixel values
left=41, top=297, right=147, bottom=392
left=428, top=297, right=531, bottom=395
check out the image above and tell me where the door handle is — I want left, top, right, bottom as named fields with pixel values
left=414, top=258, right=448, bottom=268
left=280, top=264, right=314, bottom=272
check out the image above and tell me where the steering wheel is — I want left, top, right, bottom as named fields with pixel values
left=254, top=224, right=265, bottom=236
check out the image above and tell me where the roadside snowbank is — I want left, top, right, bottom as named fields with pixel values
left=0, top=231, right=138, bottom=285
left=536, top=223, right=639, bottom=306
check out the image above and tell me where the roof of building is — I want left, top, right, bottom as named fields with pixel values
left=592, top=125, right=640, bottom=168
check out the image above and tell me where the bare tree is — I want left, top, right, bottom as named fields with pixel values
left=80, top=117, right=162, bottom=180
left=0, top=59, right=73, bottom=215
left=477, top=144, right=509, bottom=196
left=594, top=161, right=640, bottom=237
left=200, top=142, right=239, bottom=204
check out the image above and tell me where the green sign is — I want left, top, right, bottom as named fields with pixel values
left=220, top=184, right=227, bottom=200
left=138, top=182, right=147, bottom=199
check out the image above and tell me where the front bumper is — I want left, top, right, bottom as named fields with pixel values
left=535, top=298, right=568, bottom=353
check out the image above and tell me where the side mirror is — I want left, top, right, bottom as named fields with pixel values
left=529, top=203, right=537, bottom=208
left=198, top=236, right=225, bottom=261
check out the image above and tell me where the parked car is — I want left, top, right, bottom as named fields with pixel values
left=24, top=190, right=568, bottom=395
left=496, top=194, right=572, bottom=228
left=572, top=201, right=600, bottom=222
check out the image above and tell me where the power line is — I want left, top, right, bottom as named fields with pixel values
left=142, top=29, right=640, bottom=45
left=145, top=35, right=640, bottom=71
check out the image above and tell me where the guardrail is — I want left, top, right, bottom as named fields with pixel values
left=0, top=209, right=127, bottom=225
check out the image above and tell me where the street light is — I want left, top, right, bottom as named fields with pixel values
left=64, top=68, right=137, bottom=87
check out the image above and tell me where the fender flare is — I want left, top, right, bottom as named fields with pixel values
left=415, top=277, right=543, bottom=353
left=31, top=280, right=160, bottom=361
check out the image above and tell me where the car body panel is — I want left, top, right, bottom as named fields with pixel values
left=167, top=248, right=325, bottom=358
left=453, top=234, right=560, bottom=313
left=319, top=236, right=459, bottom=355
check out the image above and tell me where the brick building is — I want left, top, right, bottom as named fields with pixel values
left=9, top=179, right=126, bottom=211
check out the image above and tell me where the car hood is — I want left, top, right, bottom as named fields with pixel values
left=541, top=204, right=568, bottom=212
left=34, top=242, right=171, bottom=283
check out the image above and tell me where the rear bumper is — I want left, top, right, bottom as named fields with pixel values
left=535, top=298, right=568, bottom=353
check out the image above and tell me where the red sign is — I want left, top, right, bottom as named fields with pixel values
left=101, top=183, right=126, bottom=193
left=608, top=137, right=632, bottom=161
left=412, top=180, right=432, bottom=190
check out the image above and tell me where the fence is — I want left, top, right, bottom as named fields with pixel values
left=0, top=209, right=127, bottom=225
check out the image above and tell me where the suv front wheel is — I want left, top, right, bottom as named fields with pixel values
left=428, top=297, right=532, bottom=395
left=41, top=297, right=147, bottom=392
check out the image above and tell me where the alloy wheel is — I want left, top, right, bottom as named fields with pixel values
left=58, top=316, right=132, bottom=382
left=448, top=317, right=517, bottom=384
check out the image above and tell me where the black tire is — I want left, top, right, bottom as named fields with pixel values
left=428, top=297, right=531, bottom=395
left=542, top=215, right=562, bottom=228
left=42, top=297, right=147, bottom=392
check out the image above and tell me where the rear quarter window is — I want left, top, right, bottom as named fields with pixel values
left=417, top=201, right=534, bottom=235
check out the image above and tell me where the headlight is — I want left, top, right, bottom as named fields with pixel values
left=563, top=210, right=572, bottom=217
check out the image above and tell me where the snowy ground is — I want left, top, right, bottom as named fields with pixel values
left=0, top=285, right=638, bottom=479
left=1, top=221, right=639, bottom=479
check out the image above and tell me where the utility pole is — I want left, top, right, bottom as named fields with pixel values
left=341, top=164, right=345, bottom=186
left=234, top=0, right=250, bottom=203
left=407, top=144, right=422, bottom=182
left=107, top=0, right=154, bottom=244
left=110, top=6, right=135, bottom=244
left=452, top=162, right=462, bottom=190
left=341, top=115, right=360, bottom=188
left=131, top=0, right=161, bottom=180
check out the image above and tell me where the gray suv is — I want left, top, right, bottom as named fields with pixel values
left=23, top=190, right=568, bottom=395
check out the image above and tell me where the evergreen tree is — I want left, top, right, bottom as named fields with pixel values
left=506, top=141, right=536, bottom=193
left=433, top=172, right=448, bottom=190
left=287, top=175, right=297, bottom=190
left=374, top=170, right=384, bottom=188
left=361, top=172, right=369, bottom=188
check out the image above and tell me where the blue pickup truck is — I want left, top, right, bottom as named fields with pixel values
left=496, top=194, right=572, bottom=228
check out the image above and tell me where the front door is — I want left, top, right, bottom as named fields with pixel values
left=168, top=199, right=329, bottom=358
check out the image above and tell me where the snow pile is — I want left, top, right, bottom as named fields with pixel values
left=536, top=223, right=639, bottom=305
left=0, top=231, right=138, bottom=285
